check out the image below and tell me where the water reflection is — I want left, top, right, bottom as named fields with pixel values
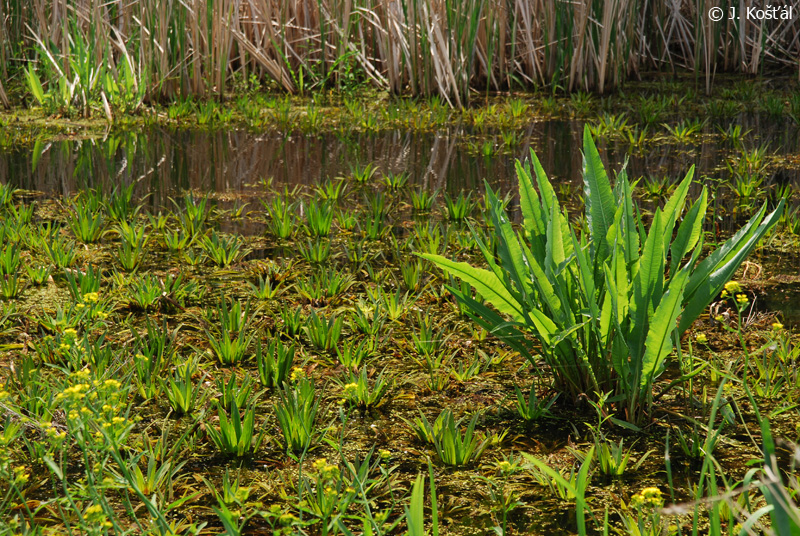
left=3, top=117, right=798, bottom=211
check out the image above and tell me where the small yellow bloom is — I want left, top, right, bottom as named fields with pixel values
left=772, top=322, right=784, bottom=331
left=13, top=466, right=29, bottom=484
left=724, top=281, right=741, bottom=293
left=696, top=333, right=708, bottom=344
left=85, top=504, right=103, bottom=515
left=290, top=367, right=306, bottom=381
left=736, top=293, right=749, bottom=304
left=312, top=458, right=328, bottom=472
left=630, top=487, right=663, bottom=510
left=497, top=460, right=513, bottom=474
left=279, top=513, right=297, bottom=525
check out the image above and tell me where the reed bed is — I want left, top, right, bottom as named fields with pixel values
left=3, top=0, right=800, bottom=106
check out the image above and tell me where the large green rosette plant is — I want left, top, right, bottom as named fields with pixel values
left=423, top=126, right=783, bottom=424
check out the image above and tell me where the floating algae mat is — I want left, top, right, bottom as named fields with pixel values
left=0, top=117, right=800, bottom=535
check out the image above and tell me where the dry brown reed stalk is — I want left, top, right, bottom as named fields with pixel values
left=6, top=0, right=800, bottom=107
left=0, top=79, right=10, bottom=109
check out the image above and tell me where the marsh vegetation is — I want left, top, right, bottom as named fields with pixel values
left=0, top=112, right=799, bottom=534
left=2, top=1, right=800, bottom=533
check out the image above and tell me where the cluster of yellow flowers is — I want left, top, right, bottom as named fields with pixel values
left=53, top=372, right=131, bottom=446
left=84, top=503, right=112, bottom=529
left=724, top=281, right=742, bottom=293
left=290, top=367, right=307, bottom=381
left=57, top=327, right=80, bottom=352
left=342, top=382, right=358, bottom=398
left=12, top=465, right=29, bottom=485
left=45, top=424, right=67, bottom=441
left=629, top=487, right=663, bottom=510
left=720, top=281, right=750, bottom=306
left=312, top=458, right=340, bottom=481
left=695, top=333, right=708, bottom=344
left=75, top=292, right=109, bottom=320
left=56, top=382, right=90, bottom=402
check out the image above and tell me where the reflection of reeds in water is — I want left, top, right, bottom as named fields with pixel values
left=3, top=129, right=510, bottom=200
left=5, top=0, right=800, bottom=105
left=4, top=121, right=799, bottom=236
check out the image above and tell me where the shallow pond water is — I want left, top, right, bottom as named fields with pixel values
left=3, top=114, right=799, bottom=326
left=2, top=115, right=799, bottom=207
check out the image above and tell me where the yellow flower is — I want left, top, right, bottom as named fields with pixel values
left=312, top=458, right=328, bottom=472
left=85, top=504, right=103, bottom=515
left=696, top=333, right=708, bottom=344
left=279, top=513, right=297, bottom=525
left=83, top=292, right=99, bottom=303
left=104, top=379, right=122, bottom=389
left=497, top=460, right=513, bottom=474
left=724, top=281, right=741, bottom=293
left=13, top=466, right=29, bottom=484
left=630, top=487, right=663, bottom=510
left=736, top=293, right=749, bottom=305
left=772, top=322, right=784, bottom=331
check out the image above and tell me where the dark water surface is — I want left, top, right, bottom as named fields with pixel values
left=3, top=116, right=799, bottom=206
left=2, top=116, right=800, bottom=324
